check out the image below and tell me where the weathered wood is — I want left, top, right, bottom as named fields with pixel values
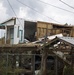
left=55, top=56, right=58, bottom=75
left=53, top=51, right=71, bottom=65
left=37, top=22, right=73, bottom=38
left=31, top=51, right=35, bottom=75
left=0, top=44, right=38, bottom=53
left=41, top=49, right=47, bottom=75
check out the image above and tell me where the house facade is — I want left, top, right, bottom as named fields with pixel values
left=0, top=17, right=37, bottom=44
left=1, top=17, right=24, bottom=44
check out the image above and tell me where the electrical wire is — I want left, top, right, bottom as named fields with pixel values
left=37, top=0, right=74, bottom=14
left=6, top=0, right=23, bottom=28
left=59, top=0, right=74, bottom=9
left=7, top=0, right=17, bottom=17
left=16, top=0, right=61, bottom=23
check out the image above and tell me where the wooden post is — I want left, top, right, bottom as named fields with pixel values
left=12, top=54, right=16, bottom=69
left=41, top=24, right=48, bottom=75
left=41, top=50, right=47, bottom=75
left=55, top=56, right=58, bottom=75
left=6, top=54, right=8, bottom=75
left=71, top=47, right=74, bottom=74
left=31, top=51, right=35, bottom=75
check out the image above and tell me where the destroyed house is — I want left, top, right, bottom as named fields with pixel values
left=39, top=36, right=74, bottom=75
left=0, top=17, right=37, bottom=44
left=0, top=17, right=74, bottom=45
left=0, top=36, right=73, bottom=75
left=37, top=21, right=74, bottom=38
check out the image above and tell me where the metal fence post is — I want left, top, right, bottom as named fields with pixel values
left=6, top=54, right=8, bottom=75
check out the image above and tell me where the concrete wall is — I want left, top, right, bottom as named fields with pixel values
left=14, top=25, right=19, bottom=44
left=2, top=19, right=15, bottom=44
left=2, top=18, right=37, bottom=44
left=2, top=18, right=25, bottom=44
left=14, top=18, right=24, bottom=44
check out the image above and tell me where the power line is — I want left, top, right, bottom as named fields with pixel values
left=7, top=0, right=17, bottom=17
left=59, top=0, right=74, bottom=9
left=6, top=0, right=23, bottom=28
left=37, top=0, right=74, bottom=14
left=16, top=0, right=61, bottom=23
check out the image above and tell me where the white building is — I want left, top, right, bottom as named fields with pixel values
left=0, top=17, right=37, bottom=44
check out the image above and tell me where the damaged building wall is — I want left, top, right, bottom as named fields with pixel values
left=52, top=24, right=73, bottom=37
left=70, top=27, right=74, bottom=37
left=37, top=21, right=53, bottom=38
left=37, top=21, right=73, bottom=38
left=24, top=21, right=37, bottom=42
left=0, top=17, right=74, bottom=45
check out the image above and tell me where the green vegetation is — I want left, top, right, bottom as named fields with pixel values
left=0, top=55, right=74, bottom=75
left=63, top=66, right=74, bottom=75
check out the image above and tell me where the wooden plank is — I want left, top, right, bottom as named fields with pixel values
left=53, top=51, right=71, bottom=65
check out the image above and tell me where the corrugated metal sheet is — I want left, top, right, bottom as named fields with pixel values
left=59, top=37, right=74, bottom=45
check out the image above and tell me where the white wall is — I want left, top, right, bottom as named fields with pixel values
left=0, top=29, right=5, bottom=38
left=3, top=19, right=15, bottom=26
left=1, top=18, right=25, bottom=44
left=7, top=27, right=10, bottom=40
left=14, top=18, right=24, bottom=44
left=14, top=25, right=19, bottom=44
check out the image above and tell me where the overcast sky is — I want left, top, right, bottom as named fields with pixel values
left=0, top=0, right=74, bottom=25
